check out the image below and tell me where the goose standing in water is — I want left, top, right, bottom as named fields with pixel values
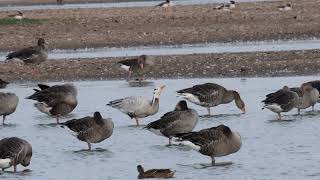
left=176, top=124, right=241, bottom=166
left=156, top=0, right=172, bottom=7
left=0, top=79, right=9, bottom=89
left=145, top=100, right=198, bottom=145
left=289, top=84, right=319, bottom=113
left=137, top=165, right=175, bottom=179
left=61, top=112, right=114, bottom=150
left=0, top=92, right=19, bottom=125
left=107, top=85, right=165, bottom=126
left=177, top=83, right=245, bottom=115
left=302, top=80, right=320, bottom=104
left=0, top=137, right=32, bottom=173
left=26, top=83, right=78, bottom=124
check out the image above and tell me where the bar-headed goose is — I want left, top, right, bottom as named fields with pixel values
left=278, top=4, right=292, bottom=11
left=137, top=165, right=175, bottom=179
left=145, top=100, right=198, bottom=145
left=156, top=0, right=172, bottom=7
left=0, top=137, right=32, bottom=173
left=61, top=112, right=114, bottom=150
left=177, top=83, right=245, bottom=115
left=0, top=92, right=19, bottom=125
left=26, top=83, right=78, bottom=123
left=0, top=79, right=9, bottom=89
left=107, top=85, right=165, bottom=126
left=176, top=124, right=241, bottom=166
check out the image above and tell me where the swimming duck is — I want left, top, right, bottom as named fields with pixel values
left=137, top=165, right=175, bottom=179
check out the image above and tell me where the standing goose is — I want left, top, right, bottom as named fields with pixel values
left=26, top=83, right=78, bottom=124
left=302, top=80, right=320, bottom=103
left=156, top=0, right=172, bottom=7
left=5, top=38, right=48, bottom=65
left=7, top=11, right=24, bottom=21
left=145, top=100, right=198, bottom=145
left=0, top=137, right=32, bottom=173
left=290, top=84, right=319, bottom=113
left=137, top=165, right=175, bottom=179
left=177, top=83, right=245, bottom=115
left=61, top=112, right=114, bottom=150
left=107, top=85, right=165, bottom=126
left=214, top=1, right=236, bottom=10
left=0, top=79, right=9, bottom=89
left=176, top=124, right=241, bottom=166
left=0, top=92, right=19, bottom=125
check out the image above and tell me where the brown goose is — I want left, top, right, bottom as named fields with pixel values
left=177, top=83, right=245, bottom=115
left=0, top=137, right=32, bottom=173
left=0, top=79, right=9, bottom=89
left=57, top=0, right=63, bottom=5
left=6, top=38, right=48, bottom=65
left=7, top=11, right=24, bottom=21
left=26, top=83, right=78, bottom=123
left=61, top=112, right=114, bottom=150
left=302, top=80, right=320, bottom=104
left=290, top=84, right=319, bottom=113
left=0, top=92, right=19, bottom=125
left=176, top=124, right=241, bottom=166
left=145, top=100, right=198, bottom=145
left=117, top=55, right=154, bottom=81
left=137, top=165, right=175, bottom=179
left=107, top=85, right=165, bottom=126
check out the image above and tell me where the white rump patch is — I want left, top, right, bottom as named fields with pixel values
left=177, top=93, right=200, bottom=104
left=34, top=102, right=52, bottom=115
left=148, top=128, right=165, bottom=137
left=120, top=65, right=130, bottom=71
left=265, top=104, right=283, bottom=113
left=0, top=159, right=11, bottom=169
left=179, top=141, right=201, bottom=151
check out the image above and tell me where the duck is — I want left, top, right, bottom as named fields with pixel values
left=0, top=79, right=9, bottom=89
left=145, top=100, right=198, bottom=145
left=0, top=137, right=32, bottom=173
left=278, top=4, right=292, bottom=11
left=176, top=124, right=241, bottom=166
left=7, top=11, right=24, bottom=21
left=107, top=85, right=165, bottom=126
left=214, top=1, right=236, bottom=11
left=137, top=165, right=175, bottom=179
left=156, top=0, right=172, bottom=7
left=177, top=83, right=245, bottom=115
left=0, top=92, right=19, bottom=125
left=61, top=112, right=114, bottom=150
left=5, top=38, right=48, bottom=65
left=26, top=83, right=78, bottom=124
left=117, top=55, right=154, bottom=81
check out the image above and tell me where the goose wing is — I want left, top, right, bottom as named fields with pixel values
left=6, top=46, right=37, bottom=61
left=0, top=138, right=29, bottom=162
left=107, top=96, right=151, bottom=113
left=177, top=83, right=224, bottom=102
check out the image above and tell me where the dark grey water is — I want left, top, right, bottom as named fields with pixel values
left=0, top=0, right=274, bottom=11
left=1, top=39, right=320, bottom=60
left=1, top=76, right=320, bottom=179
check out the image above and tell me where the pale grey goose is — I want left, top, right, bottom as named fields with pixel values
left=145, top=100, right=198, bottom=145
left=0, top=79, right=9, bottom=89
left=176, top=124, right=241, bottom=166
left=0, top=92, right=19, bottom=125
left=61, top=112, right=114, bottom=150
left=301, top=80, right=320, bottom=104
left=0, top=137, right=32, bottom=173
left=107, top=85, right=165, bottom=126
left=177, top=83, right=245, bottom=115
left=214, top=1, right=236, bottom=10
left=26, top=83, right=78, bottom=123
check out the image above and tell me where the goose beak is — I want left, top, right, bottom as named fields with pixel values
left=139, top=63, right=144, bottom=69
left=240, top=107, right=246, bottom=114
left=160, top=85, right=166, bottom=90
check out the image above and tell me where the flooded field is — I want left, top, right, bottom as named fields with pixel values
left=1, top=76, right=320, bottom=179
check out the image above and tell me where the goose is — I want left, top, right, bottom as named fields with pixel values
left=145, top=100, right=198, bottom=145
left=26, top=83, right=78, bottom=124
left=301, top=80, right=320, bottom=103
left=176, top=124, right=241, bottom=166
left=5, top=38, right=48, bottom=65
left=177, top=83, right=245, bottom=115
left=57, top=0, right=63, bottom=5
left=0, top=79, right=9, bottom=89
left=117, top=55, right=154, bottom=81
left=0, top=137, right=32, bottom=173
left=0, top=92, right=19, bottom=125
left=278, top=4, right=292, bottom=11
left=8, top=11, right=24, bottom=21
left=61, top=112, right=113, bottom=150
left=107, top=85, right=165, bottom=126
left=156, top=0, right=172, bottom=7
left=214, top=1, right=236, bottom=11
left=289, top=84, right=319, bottom=113
left=137, top=165, right=175, bottom=179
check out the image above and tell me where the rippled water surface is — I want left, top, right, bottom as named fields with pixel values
left=1, top=76, right=320, bottom=179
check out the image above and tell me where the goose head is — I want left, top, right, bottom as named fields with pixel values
left=233, top=91, right=245, bottom=113
left=153, top=85, right=165, bottom=99
left=174, top=100, right=188, bottom=111
left=21, top=145, right=32, bottom=167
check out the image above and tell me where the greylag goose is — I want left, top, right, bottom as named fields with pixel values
left=117, top=55, right=154, bottom=81
left=156, top=0, right=172, bottom=7
left=26, top=83, right=78, bottom=124
left=290, top=84, right=319, bottom=113
left=107, top=85, right=165, bottom=126
left=8, top=11, right=24, bottom=21
left=0, top=79, right=9, bottom=89
left=278, top=4, right=292, bottom=11
left=0, top=92, right=19, bottom=125
left=137, top=165, right=175, bottom=179
left=145, top=100, right=198, bottom=145
left=302, top=80, right=320, bottom=103
left=0, top=137, right=32, bottom=173
left=61, top=112, right=114, bottom=150
left=176, top=124, right=241, bottom=166
left=177, top=83, right=245, bottom=115
left=6, top=38, right=48, bottom=65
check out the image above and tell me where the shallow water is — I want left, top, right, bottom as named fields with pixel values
left=1, top=39, right=320, bottom=60
left=1, top=76, right=320, bottom=179
left=0, top=0, right=274, bottom=11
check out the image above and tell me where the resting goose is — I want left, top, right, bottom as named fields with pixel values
left=107, top=85, right=165, bottom=126
left=6, top=38, right=48, bottom=65
left=302, top=80, right=320, bottom=103
left=61, top=112, right=114, bottom=150
left=0, top=79, right=9, bottom=89
left=290, top=84, right=319, bottom=113
left=0, top=137, right=32, bottom=173
left=26, top=83, right=78, bottom=123
left=278, top=4, right=292, bottom=11
left=137, top=165, right=175, bottom=179
left=156, top=0, right=172, bottom=7
left=176, top=124, right=241, bottom=166
left=177, top=83, right=245, bottom=115
left=145, top=100, right=198, bottom=145
left=0, top=92, right=19, bottom=125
